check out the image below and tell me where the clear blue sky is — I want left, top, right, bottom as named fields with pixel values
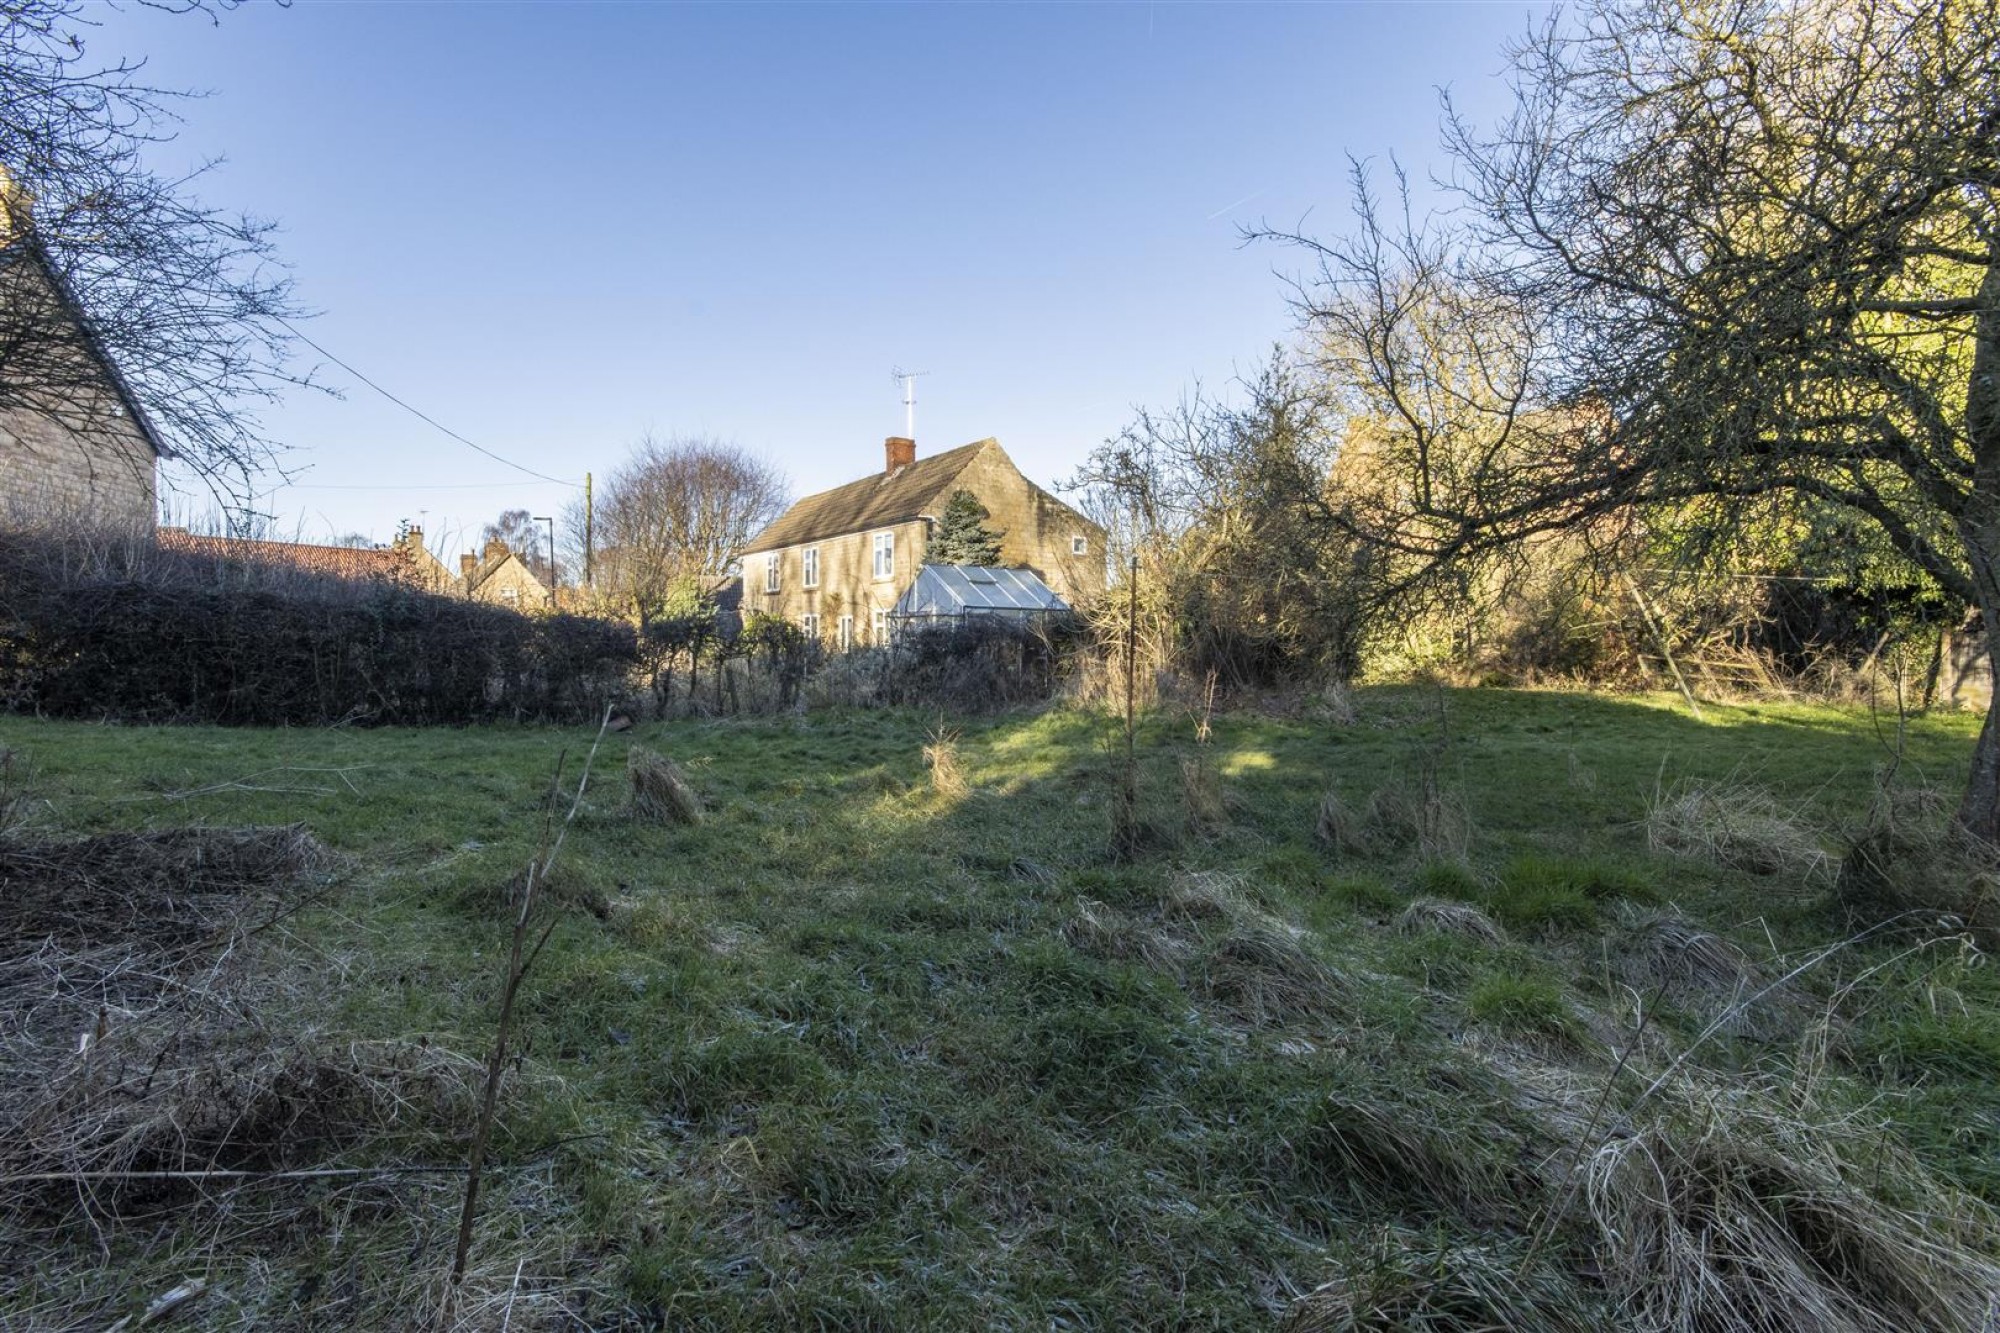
left=93, top=0, right=1541, bottom=555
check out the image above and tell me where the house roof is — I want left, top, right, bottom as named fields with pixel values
left=740, top=440, right=990, bottom=555
left=159, top=529, right=420, bottom=582
left=0, top=237, right=170, bottom=458
left=890, top=564, right=1071, bottom=617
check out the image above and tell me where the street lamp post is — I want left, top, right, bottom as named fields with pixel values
left=533, top=515, right=557, bottom=604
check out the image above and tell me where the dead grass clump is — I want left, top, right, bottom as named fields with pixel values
left=1609, top=909, right=1795, bottom=1037
left=1646, top=778, right=1830, bottom=881
left=1180, top=755, right=1228, bottom=838
left=1286, top=1229, right=1597, bottom=1332
left=921, top=725, right=967, bottom=801
left=1195, top=923, right=1345, bottom=1024
left=1315, top=787, right=1369, bottom=854
left=628, top=745, right=704, bottom=825
left=1364, top=780, right=1471, bottom=861
left=0, top=824, right=331, bottom=952
left=1395, top=898, right=1507, bottom=946
left=1840, top=786, right=2000, bottom=944
left=4, top=1035, right=486, bottom=1213
left=1160, top=869, right=1251, bottom=923
left=1061, top=898, right=1186, bottom=978
left=1303, top=1088, right=1526, bottom=1219
left=1586, top=1109, right=2000, bottom=1333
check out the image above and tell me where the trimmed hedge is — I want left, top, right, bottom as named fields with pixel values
left=0, top=530, right=637, bottom=725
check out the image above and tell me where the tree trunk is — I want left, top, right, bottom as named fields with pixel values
left=1960, top=672, right=2000, bottom=848
left=1954, top=259, right=2000, bottom=847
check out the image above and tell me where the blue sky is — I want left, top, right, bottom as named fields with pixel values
left=93, top=0, right=1540, bottom=554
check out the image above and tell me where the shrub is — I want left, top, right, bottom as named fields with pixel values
left=0, top=527, right=637, bottom=725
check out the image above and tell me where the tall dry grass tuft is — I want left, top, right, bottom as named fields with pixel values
left=1646, top=777, right=1831, bottom=881
left=1180, top=755, right=1227, bottom=839
left=1364, top=779, right=1471, bottom=862
left=1585, top=1105, right=2000, bottom=1333
left=628, top=745, right=704, bottom=825
left=1841, top=782, right=2000, bottom=944
left=1315, top=787, right=1368, bottom=854
left=922, top=723, right=968, bottom=800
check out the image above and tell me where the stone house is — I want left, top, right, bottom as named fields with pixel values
left=0, top=234, right=164, bottom=529
left=458, top=537, right=553, bottom=611
left=739, top=436, right=1106, bottom=646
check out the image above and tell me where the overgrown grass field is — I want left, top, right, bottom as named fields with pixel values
left=4, top=687, right=1998, bottom=1329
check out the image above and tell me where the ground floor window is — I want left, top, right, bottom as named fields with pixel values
left=802, top=612, right=819, bottom=640
left=837, top=614, right=853, bottom=650
left=871, top=608, right=888, bottom=643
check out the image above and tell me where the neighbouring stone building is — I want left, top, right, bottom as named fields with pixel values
left=459, top=537, right=553, bottom=611
left=739, top=436, right=1106, bottom=646
left=0, top=231, right=163, bottom=529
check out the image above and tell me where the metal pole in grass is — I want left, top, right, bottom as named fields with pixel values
left=1118, top=554, right=1139, bottom=857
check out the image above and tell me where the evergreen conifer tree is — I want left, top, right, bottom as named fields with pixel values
left=926, top=489, right=1005, bottom=565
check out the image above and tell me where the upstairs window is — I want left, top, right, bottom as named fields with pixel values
left=802, top=546, right=820, bottom=588
left=764, top=553, right=780, bottom=593
left=1071, top=535, right=1089, bottom=556
left=872, top=531, right=895, bottom=580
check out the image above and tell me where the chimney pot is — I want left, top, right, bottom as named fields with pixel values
left=885, top=436, right=916, bottom=473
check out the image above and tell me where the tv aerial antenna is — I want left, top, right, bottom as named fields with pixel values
left=891, top=366, right=928, bottom=439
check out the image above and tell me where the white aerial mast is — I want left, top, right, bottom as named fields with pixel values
left=891, top=366, right=928, bottom=438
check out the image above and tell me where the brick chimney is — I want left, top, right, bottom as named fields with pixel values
left=885, top=436, right=915, bottom=473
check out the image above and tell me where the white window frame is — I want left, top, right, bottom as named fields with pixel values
left=837, top=614, right=853, bottom=650
left=764, top=553, right=780, bottom=594
left=1071, top=535, right=1089, bottom=556
left=871, top=531, right=895, bottom=581
left=802, top=546, right=820, bottom=589
left=802, top=612, right=819, bottom=640
left=871, top=608, right=888, bottom=643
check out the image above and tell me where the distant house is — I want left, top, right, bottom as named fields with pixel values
left=458, top=537, right=552, bottom=611
left=158, top=526, right=456, bottom=592
left=738, top=436, right=1105, bottom=646
left=0, top=227, right=165, bottom=530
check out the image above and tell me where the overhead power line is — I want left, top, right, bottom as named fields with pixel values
left=276, top=317, right=580, bottom=488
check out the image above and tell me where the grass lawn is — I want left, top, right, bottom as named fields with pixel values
left=4, top=686, right=1998, bottom=1329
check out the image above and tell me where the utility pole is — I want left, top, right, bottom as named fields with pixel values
left=583, top=472, right=594, bottom=589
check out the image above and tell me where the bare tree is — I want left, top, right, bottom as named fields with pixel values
left=570, top=435, right=787, bottom=622
left=1267, top=0, right=2000, bottom=839
left=479, top=508, right=552, bottom=584
left=1, top=0, right=308, bottom=508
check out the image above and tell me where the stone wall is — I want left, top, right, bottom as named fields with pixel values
left=947, top=443, right=1107, bottom=607
left=0, top=400, right=155, bottom=530
left=744, top=519, right=928, bottom=644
